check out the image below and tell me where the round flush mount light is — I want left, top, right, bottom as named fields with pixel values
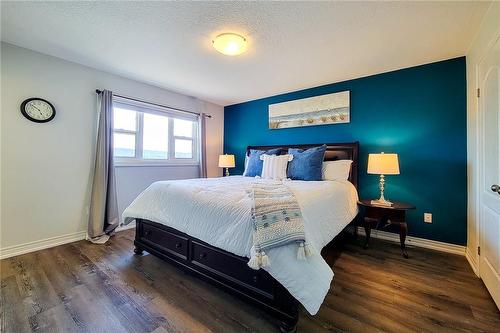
left=212, top=33, right=247, bottom=56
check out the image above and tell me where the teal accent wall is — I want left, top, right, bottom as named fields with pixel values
left=224, top=57, right=467, bottom=245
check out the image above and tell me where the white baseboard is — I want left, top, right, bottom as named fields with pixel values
left=0, top=230, right=88, bottom=260
left=465, top=247, right=480, bottom=276
left=356, top=227, right=466, bottom=256
left=0, top=223, right=136, bottom=260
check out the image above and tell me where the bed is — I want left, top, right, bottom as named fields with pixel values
left=123, top=142, right=359, bottom=332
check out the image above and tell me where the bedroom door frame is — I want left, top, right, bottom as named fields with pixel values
left=476, top=33, right=500, bottom=310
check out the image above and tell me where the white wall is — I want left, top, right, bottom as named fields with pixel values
left=465, top=2, right=500, bottom=274
left=0, top=43, right=223, bottom=254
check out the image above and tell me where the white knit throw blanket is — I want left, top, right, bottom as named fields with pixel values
left=248, top=181, right=314, bottom=270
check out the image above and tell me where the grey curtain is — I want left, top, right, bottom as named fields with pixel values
left=198, top=113, right=207, bottom=178
left=88, top=90, right=119, bottom=244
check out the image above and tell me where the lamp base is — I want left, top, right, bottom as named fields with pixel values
left=372, top=174, right=393, bottom=206
left=370, top=199, right=393, bottom=207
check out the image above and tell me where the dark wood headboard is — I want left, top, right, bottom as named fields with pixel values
left=246, top=142, right=359, bottom=189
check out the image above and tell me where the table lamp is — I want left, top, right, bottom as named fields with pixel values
left=218, top=154, right=235, bottom=177
left=367, top=152, right=400, bottom=206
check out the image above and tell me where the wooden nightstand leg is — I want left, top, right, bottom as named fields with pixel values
left=399, top=222, right=408, bottom=259
left=363, top=218, right=372, bottom=249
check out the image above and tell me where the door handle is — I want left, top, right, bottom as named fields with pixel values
left=491, top=184, right=500, bottom=194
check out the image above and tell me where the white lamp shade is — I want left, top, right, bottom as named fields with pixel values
left=218, top=154, right=235, bottom=168
left=367, top=153, right=400, bottom=175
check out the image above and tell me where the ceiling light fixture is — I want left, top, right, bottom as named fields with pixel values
left=212, top=33, right=247, bottom=56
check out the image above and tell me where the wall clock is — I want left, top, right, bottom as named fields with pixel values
left=20, top=97, right=56, bottom=123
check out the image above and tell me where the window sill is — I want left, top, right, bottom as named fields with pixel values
left=114, top=161, right=200, bottom=168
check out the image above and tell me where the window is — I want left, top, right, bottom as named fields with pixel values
left=143, top=113, right=169, bottom=159
left=173, top=119, right=195, bottom=158
left=112, top=98, right=198, bottom=166
left=113, top=107, right=137, bottom=158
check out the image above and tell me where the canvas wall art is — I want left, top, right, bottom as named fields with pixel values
left=268, top=91, right=350, bottom=129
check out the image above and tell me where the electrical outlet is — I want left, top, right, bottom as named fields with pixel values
left=424, top=213, right=432, bottom=223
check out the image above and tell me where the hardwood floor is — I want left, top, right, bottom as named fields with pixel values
left=1, top=230, right=499, bottom=333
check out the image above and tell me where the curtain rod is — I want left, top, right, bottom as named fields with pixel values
left=95, top=89, right=211, bottom=118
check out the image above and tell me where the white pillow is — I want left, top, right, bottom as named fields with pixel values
left=260, top=154, right=293, bottom=180
left=322, top=160, right=353, bottom=181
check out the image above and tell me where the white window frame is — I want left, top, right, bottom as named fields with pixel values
left=113, top=97, right=199, bottom=167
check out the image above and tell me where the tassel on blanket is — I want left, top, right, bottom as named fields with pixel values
left=260, top=251, right=270, bottom=267
left=297, top=242, right=306, bottom=260
left=248, top=251, right=271, bottom=270
left=297, top=242, right=314, bottom=260
left=304, top=242, right=314, bottom=257
left=248, top=253, right=261, bottom=270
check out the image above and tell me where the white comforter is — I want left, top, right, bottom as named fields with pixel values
left=123, top=176, right=358, bottom=315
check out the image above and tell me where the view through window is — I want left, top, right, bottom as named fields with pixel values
left=112, top=100, right=198, bottom=164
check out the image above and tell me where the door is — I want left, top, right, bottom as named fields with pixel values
left=478, top=35, right=500, bottom=309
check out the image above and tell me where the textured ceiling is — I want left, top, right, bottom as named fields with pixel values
left=0, top=1, right=489, bottom=106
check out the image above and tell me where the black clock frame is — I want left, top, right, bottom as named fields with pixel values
left=20, top=97, right=56, bottom=123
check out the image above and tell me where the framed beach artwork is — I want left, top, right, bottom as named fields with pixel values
left=268, top=91, right=350, bottom=129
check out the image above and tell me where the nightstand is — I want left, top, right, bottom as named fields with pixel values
left=358, top=199, right=416, bottom=258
